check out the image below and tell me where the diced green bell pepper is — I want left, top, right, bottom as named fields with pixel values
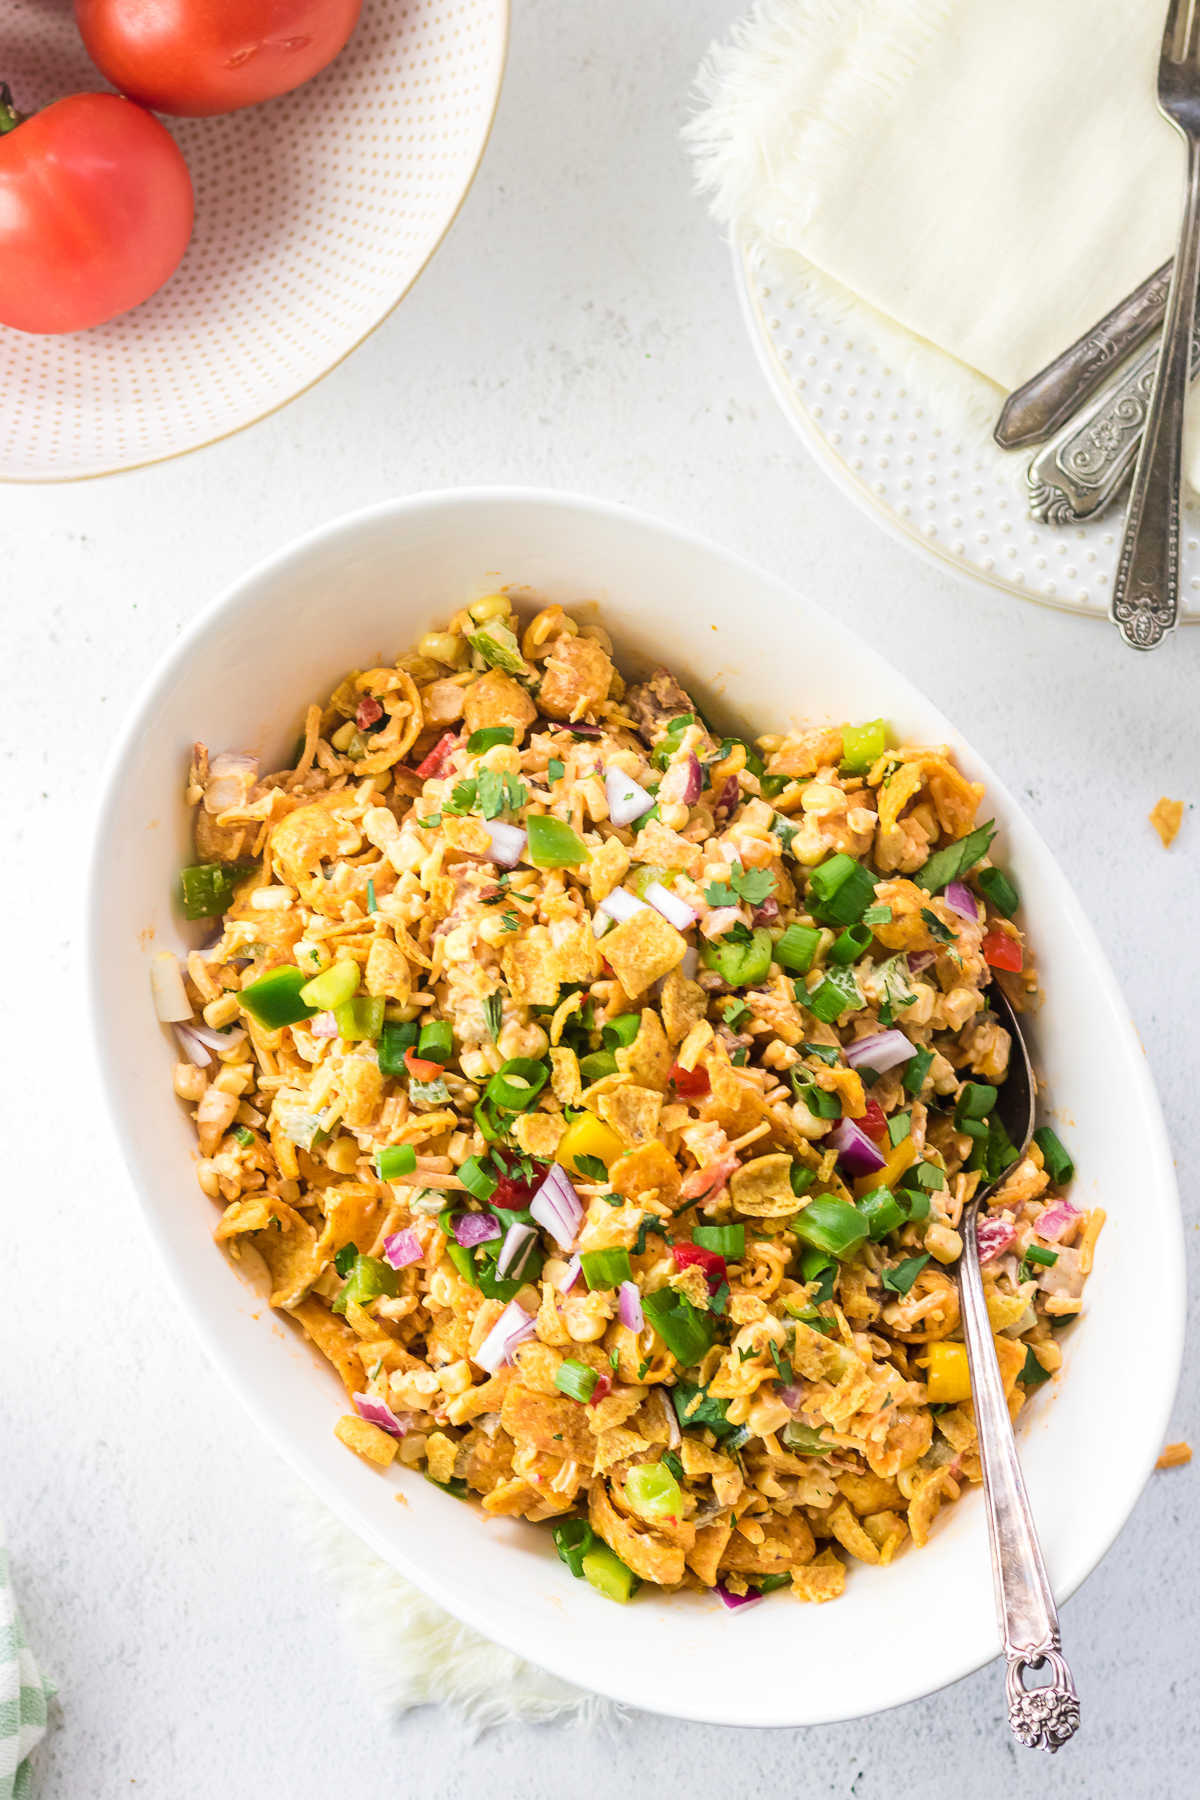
left=240, top=965, right=316, bottom=1030
left=700, top=926, right=773, bottom=988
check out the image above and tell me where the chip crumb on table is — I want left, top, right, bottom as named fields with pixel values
left=1155, top=1441, right=1192, bottom=1470
left=1148, top=797, right=1184, bottom=848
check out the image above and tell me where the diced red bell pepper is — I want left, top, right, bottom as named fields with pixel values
left=356, top=694, right=384, bottom=731
left=859, top=1098, right=888, bottom=1142
left=587, top=1372, right=613, bottom=1407
left=414, top=732, right=459, bottom=779
left=404, top=1048, right=446, bottom=1083
left=488, top=1154, right=546, bottom=1211
left=671, top=1241, right=727, bottom=1293
left=669, top=1061, right=710, bottom=1099
left=982, top=929, right=1023, bottom=973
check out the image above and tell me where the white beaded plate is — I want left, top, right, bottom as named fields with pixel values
left=736, top=237, right=1200, bottom=624
left=0, top=0, right=508, bottom=481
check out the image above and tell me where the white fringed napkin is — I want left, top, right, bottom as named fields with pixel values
left=688, top=0, right=1200, bottom=483
left=289, top=1491, right=620, bottom=1733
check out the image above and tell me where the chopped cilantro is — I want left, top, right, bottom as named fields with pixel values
left=547, top=757, right=565, bottom=785
left=920, top=907, right=956, bottom=946
left=704, top=858, right=776, bottom=908
left=482, top=992, right=503, bottom=1041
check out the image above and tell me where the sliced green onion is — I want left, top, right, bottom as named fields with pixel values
left=239, top=966, right=316, bottom=1030
left=602, top=1011, right=642, bottom=1049
left=366, top=878, right=378, bottom=914
left=862, top=903, right=893, bottom=926
left=789, top=1195, right=868, bottom=1258
left=856, top=1186, right=906, bottom=1239
left=781, top=1421, right=832, bottom=1455
left=808, top=856, right=876, bottom=926
left=692, top=1223, right=745, bottom=1257
left=789, top=1163, right=815, bottom=1197
left=774, top=922, right=822, bottom=975
left=459, top=1156, right=498, bottom=1201
left=486, top=1057, right=550, bottom=1112
left=555, top=1358, right=599, bottom=1403
left=581, top=1248, right=633, bottom=1290
left=579, top=1050, right=619, bottom=1084
left=377, top=1019, right=418, bottom=1076
left=956, top=1081, right=998, bottom=1123
left=233, top=1125, right=255, bottom=1148
left=553, top=1518, right=595, bottom=1578
left=526, top=814, right=590, bottom=868
left=1023, top=1244, right=1059, bottom=1268
left=1033, top=1126, right=1074, bottom=1184
left=829, top=923, right=872, bottom=965
left=978, top=865, right=1019, bottom=917
left=798, top=1245, right=836, bottom=1305
left=378, top=1144, right=417, bottom=1181
left=418, top=1019, right=453, bottom=1065
left=789, top=1075, right=841, bottom=1118
left=806, top=966, right=865, bottom=1024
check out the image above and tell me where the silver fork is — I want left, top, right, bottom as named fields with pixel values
left=1110, top=0, right=1200, bottom=649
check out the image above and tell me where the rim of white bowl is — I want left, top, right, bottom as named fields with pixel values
left=87, top=486, right=1186, bottom=1724
left=8, top=8, right=510, bottom=487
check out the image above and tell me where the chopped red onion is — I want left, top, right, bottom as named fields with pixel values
left=151, top=951, right=192, bottom=1023
left=753, top=894, right=779, bottom=924
left=557, top=1253, right=582, bottom=1294
left=701, top=905, right=742, bottom=940
left=383, top=1228, right=423, bottom=1269
left=679, top=752, right=703, bottom=805
left=907, top=951, right=935, bottom=974
left=844, top=1029, right=916, bottom=1075
left=474, top=1300, right=537, bottom=1373
left=173, top=1024, right=211, bottom=1067
left=353, top=1392, right=409, bottom=1437
left=715, top=775, right=740, bottom=813
left=944, top=881, right=978, bottom=923
left=310, top=1011, right=339, bottom=1038
left=975, top=1217, right=1016, bottom=1263
left=552, top=720, right=601, bottom=738
left=484, top=820, right=527, bottom=867
left=777, top=1383, right=805, bottom=1411
left=828, top=1117, right=886, bottom=1176
left=596, top=885, right=647, bottom=928
left=1037, top=1199, right=1081, bottom=1242
left=644, top=881, right=696, bottom=932
left=497, top=1220, right=538, bottom=1278
left=618, top=1280, right=643, bottom=1332
left=531, top=1164, right=583, bottom=1250
left=605, top=765, right=656, bottom=827
left=356, top=695, right=384, bottom=731
left=454, top=1212, right=502, bottom=1249
left=715, top=1582, right=762, bottom=1611
left=680, top=945, right=699, bottom=980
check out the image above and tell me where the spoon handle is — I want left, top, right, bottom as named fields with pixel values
left=958, top=1220, right=1080, bottom=1752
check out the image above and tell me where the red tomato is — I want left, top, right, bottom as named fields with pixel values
left=671, top=1242, right=727, bottom=1292
left=488, top=1158, right=545, bottom=1211
left=668, top=1061, right=710, bottom=1099
left=0, top=92, right=193, bottom=334
left=403, top=1048, right=445, bottom=1084
left=76, top=0, right=363, bottom=117
left=859, top=1098, right=888, bottom=1142
left=414, top=732, right=460, bottom=779
left=982, top=929, right=1024, bottom=973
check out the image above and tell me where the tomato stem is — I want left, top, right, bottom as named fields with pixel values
left=0, top=84, right=23, bottom=136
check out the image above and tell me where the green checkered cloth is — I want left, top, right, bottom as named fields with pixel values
left=1, top=1522, right=53, bottom=1800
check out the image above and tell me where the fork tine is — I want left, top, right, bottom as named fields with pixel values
left=1163, top=0, right=1200, bottom=65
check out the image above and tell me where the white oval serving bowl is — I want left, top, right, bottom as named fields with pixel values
left=89, top=489, right=1183, bottom=1726
left=0, top=0, right=508, bottom=480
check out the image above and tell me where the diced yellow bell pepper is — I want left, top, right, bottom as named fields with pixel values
left=925, top=1341, right=972, bottom=1404
left=557, top=1111, right=625, bottom=1175
left=856, top=1133, right=918, bottom=1198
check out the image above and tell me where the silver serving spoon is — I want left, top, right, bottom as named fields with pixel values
left=953, top=979, right=1080, bottom=1752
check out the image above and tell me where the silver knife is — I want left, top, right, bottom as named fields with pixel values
left=995, top=260, right=1173, bottom=448
left=1027, top=322, right=1200, bottom=524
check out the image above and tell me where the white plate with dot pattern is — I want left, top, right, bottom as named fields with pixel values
left=0, top=0, right=508, bottom=481
left=736, top=236, right=1200, bottom=624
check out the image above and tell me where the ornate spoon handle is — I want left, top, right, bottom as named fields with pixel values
left=996, top=258, right=1173, bottom=448
left=959, top=1219, right=1080, bottom=1752
left=1026, top=329, right=1200, bottom=526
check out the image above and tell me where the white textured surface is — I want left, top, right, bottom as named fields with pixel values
left=740, top=239, right=1200, bottom=623
left=0, top=0, right=1196, bottom=1793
